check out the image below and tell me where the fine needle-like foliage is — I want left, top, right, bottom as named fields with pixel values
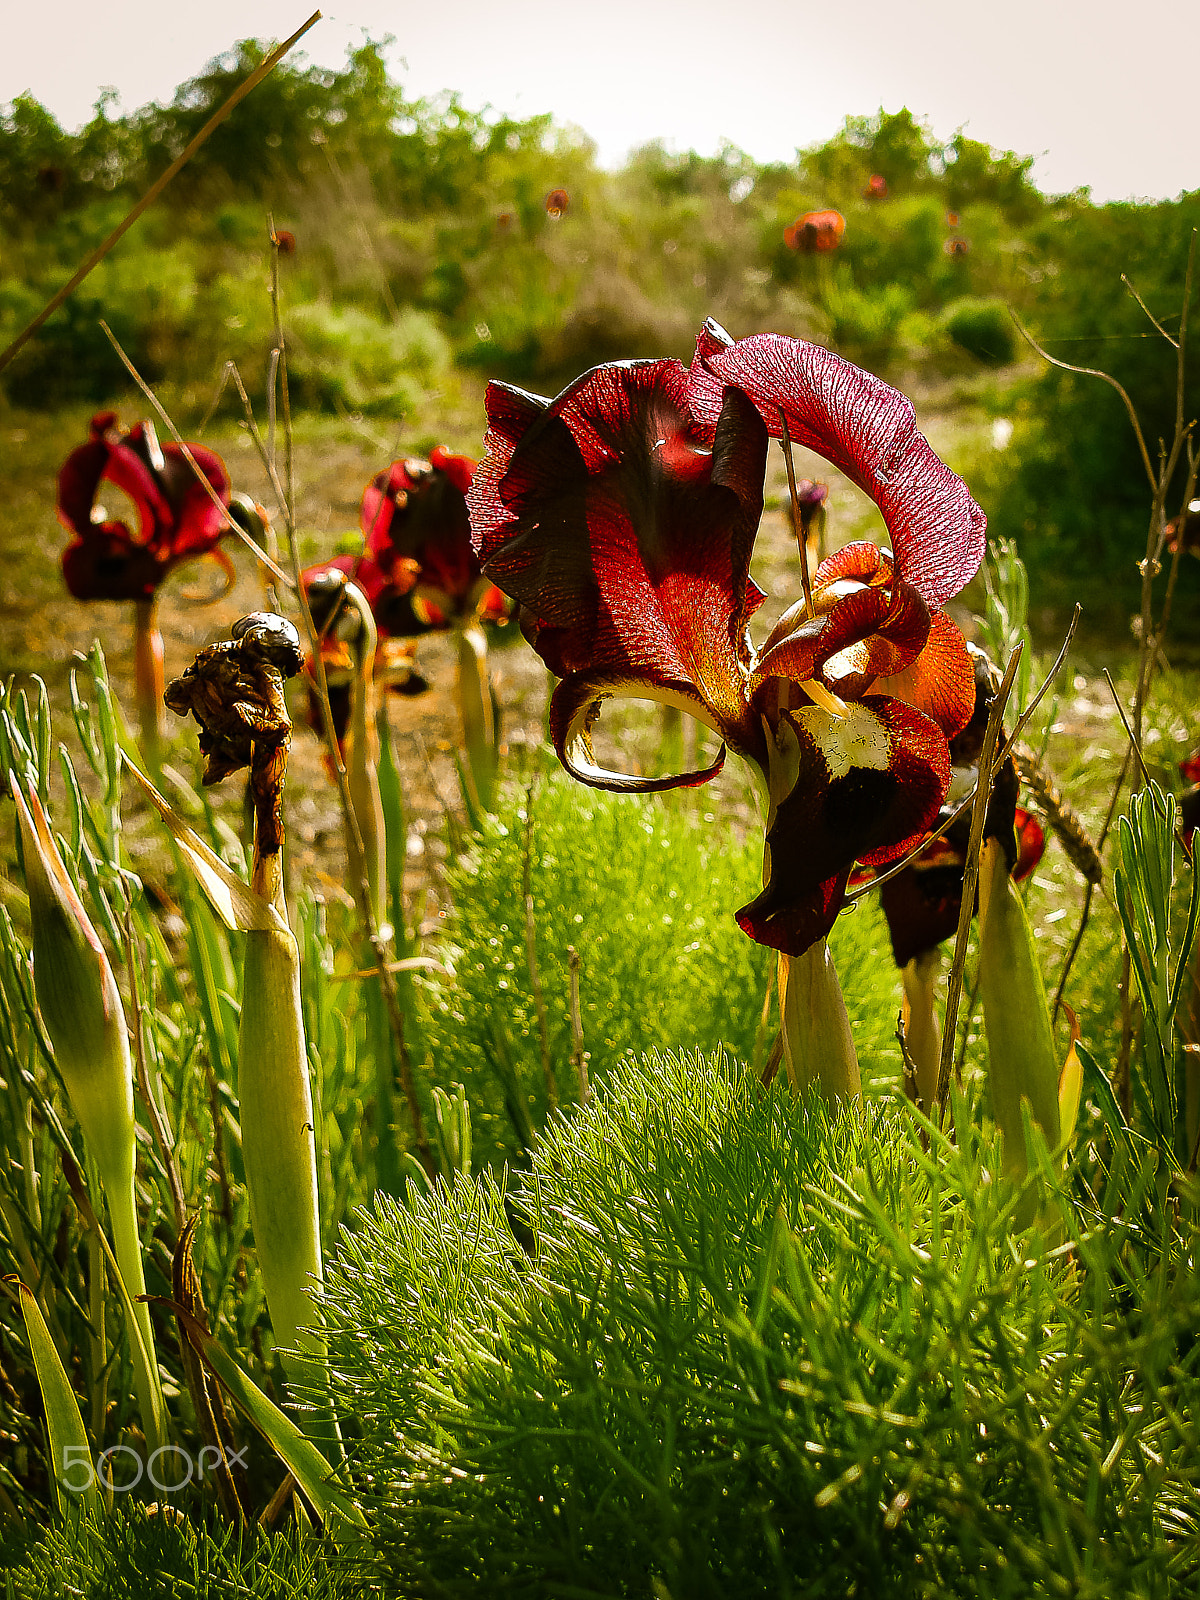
left=318, top=1048, right=1200, bottom=1598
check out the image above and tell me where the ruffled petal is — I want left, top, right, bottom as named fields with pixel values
left=468, top=362, right=769, bottom=757
left=690, top=324, right=986, bottom=607
left=751, top=568, right=931, bottom=703
left=868, top=610, right=976, bottom=740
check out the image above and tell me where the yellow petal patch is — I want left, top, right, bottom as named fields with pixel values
left=795, top=700, right=891, bottom=780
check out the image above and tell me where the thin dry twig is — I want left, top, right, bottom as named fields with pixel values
left=935, top=643, right=1022, bottom=1119
left=1009, top=309, right=1156, bottom=492
left=779, top=410, right=816, bottom=618
left=1131, top=231, right=1196, bottom=749
left=0, top=12, right=322, bottom=377
left=1122, top=274, right=1179, bottom=349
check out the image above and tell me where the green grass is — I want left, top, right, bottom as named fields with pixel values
left=3, top=1506, right=361, bottom=1599
left=415, top=764, right=909, bottom=1169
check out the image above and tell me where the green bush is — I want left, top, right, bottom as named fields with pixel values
left=944, top=297, right=1017, bottom=364
left=320, top=1048, right=1200, bottom=1597
left=284, top=301, right=451, bottom=416
left=819, top=268, right=916, bottom=372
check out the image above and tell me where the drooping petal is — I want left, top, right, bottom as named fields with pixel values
left=738, top=696, right=950, bottom=955
left=878, top=838, right=967, bottom=966
left=153, top=441, right=231, bottom=560
left=690, top=323, right=986, bottom=607
left=469, top=362, right=770, bottom=768
left=61, top=531, right=163, bottom=602
left=548, top=671, right=728, bottom=793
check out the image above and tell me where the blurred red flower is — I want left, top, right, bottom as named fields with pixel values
left=784, top=211, right=845, bottom=253
left=58, top=411, right=231, bottom=602
left=303, top=446, right=509, bottom=640
left=545, top=188, right=570, bottom=219
left=864, top=174, right=888, bottom=199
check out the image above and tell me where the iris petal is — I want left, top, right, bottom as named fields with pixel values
left=690, top=324, right=986, bottom=607
left=549, top=673, right=728, bottom=794
left=740, top=696, right=950, bottom=955
left=469, top=362, right=770, bottom=764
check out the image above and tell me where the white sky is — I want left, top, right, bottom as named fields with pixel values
left=2, top=0, right=1197, bottom=203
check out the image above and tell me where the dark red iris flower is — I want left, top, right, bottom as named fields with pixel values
left=864, top=174, right=889, bottom=199
left=305, top=447, right=509, bottom=639
left=784, top=211, right=845, bottom=253
left=468, top=317, right=986, bottom=956
left=58, top=411, right=231, bottom=602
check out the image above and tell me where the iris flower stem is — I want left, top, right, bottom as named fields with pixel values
left=338, top=583, right=405, bottom=1194
left=456, top=624, right=497, bottom=814
left=778, top=941, right=861, bottom=1102
left=936, top=643, right=1022, bottom=1116
left=105, top=1175, right=167, bottom=1454
left=133, top=598, right=164, bottom=762
left=85, top=1213, right=107, bottom=1440
left=901, top=951, right=942, bottom=1116
left=253, top=270, right=435, bottom=1179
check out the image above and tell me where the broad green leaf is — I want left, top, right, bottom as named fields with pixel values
left=172, top=1304, right=366, bottom=1537
left=122, top=755, right=285, bottom=934
left=17, top=1280, right=103, bottom=1522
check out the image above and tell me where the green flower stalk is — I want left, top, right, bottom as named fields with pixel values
left=133, top=598, right=165, bottom=758
left=900, top=949, right=942, bottom=1114
left=778, top=943, right=861, bottom=1100
left=305, top=572, right=387, bottom=932
left=165, top=615, right=337, bottom=1443
left=345, top=585, right=387, bottom=931
left=977, top=835, right=1061, bottom=1177
left=11, top=773, right=166, bottom=1452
